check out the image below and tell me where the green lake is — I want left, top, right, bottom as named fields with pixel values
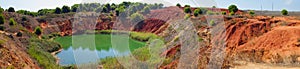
left=54, top=34, right=146, bottom=65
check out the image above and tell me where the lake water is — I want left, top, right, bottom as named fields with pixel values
left=54, top=34, right=146, bottom=65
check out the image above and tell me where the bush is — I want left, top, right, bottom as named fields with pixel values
left=228, top=5, right=238, bottom=13
left=130, top=13, right=144, bottom=23
left=249, top=10, right=255, bottom=16
left=8, top=7, right=15, bottom=12
left=184, top=7, right=192, bottom=13
left=141, top=6, right=151, bottom=14
left=16, top=32, right=22, bottom=37
left=176, top=3, right=181, bottom=7
left=34, top=26, right=42, bottom=36
left=194, top=8, right=202, bottom=17
left=54, top=7, right=61, bottom=14
left=71, top=4, right=79, bottom=12
left=184, top=14, right=191, bottom=19
left=222, top=11, right=226, bottom=15
left=0, top=25, right=5, bottom=31
left=210, top=20, right=215, bottom=26
left=62, top=5, right=71, bottom=13
left=212, top=6, right=216, bottom=8
left=281, top=9, right=288, bottom=15
left=184, top=5, right=190, bottom=7
left=21, top=16, right=27, bottom=21
left=0, top=15, right=4, bottom=24
left=229, top=12, right=235, bottom=16
left=9, top=18, right=16, bottom=26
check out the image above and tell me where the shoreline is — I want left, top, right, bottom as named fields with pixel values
left=51, top=48, right=63, bottom=64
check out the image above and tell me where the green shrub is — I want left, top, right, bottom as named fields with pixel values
left=8, top=7, right=15, bottom=12
left=184, top=7, right=192, bottom=13
left=62, top=5, right=71, bottom=13
left=0, top=15, right=4, bottom=24
left=281, top=9, right=288, bottom=15
left=9, top=18, right=16, bottom=26
left=71, top=4, right=79, bottom=12
left=176, top=3, right=181, bottom=7
left=54, top=7, right=61, bottom=14
left=34, top=26, right=42, bottom=36
left=210, top=20, right=215, bottom=26
left=16, top=32, right=22, bottom=37
left=0, top=39, right=5, bottom=45
left=207, top=11, right=214, bottom=15
left=184, top=5, right=190, bottom=7
left=228, top=5, right=238, bottom=13
left=184, top=14, right=191, bottom=19
left=212, top=6, right=216, bottom=8
left=194, top=8, right=202, bottom=17
left=141, top=6, right=151, bottom=14
left=229, top=12, right=235, bottom=16
left=0, top=25, right=4, bottom=31
left=21, top=16, right=27, bottom=21
left=130, top=13, right=144, bottom=23
left=222, top=11, right=226, bottom=15
left=249, top=10, right=255, bottom=16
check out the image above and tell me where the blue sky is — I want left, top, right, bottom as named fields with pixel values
left=0, top=0, right=299, bottom=12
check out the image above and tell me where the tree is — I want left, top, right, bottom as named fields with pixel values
left=0, top=26, right=4, bottom=31
left=176, top=3, right=181, bottom=7
left=130, top=13, right=144, bottom=23
left=54, top=7, right=61, bottom=14
left=34, top=26, right=42, bottom=36
left=8, top=7, right=15, bottom=12
left=281, top=9, right=288, bottom=15
left=141, top=6, right=150, bottom=14
left=184, top=5, right=190, bottom=7
left=0, top=6, right=3, bottom=13
left=249, top=10, right=255, bottom=16
left=228, top=5, right=238, bottom=13
left=71, top=4, right=79, bottom=12
left=62, top=5, right=71, bottom=13
left=9, top=18, right=16, bottom=26
left=212, top=6, right=216, bottom=8
left=0, top=15, right=5, bottom=24
left=194, top=8, right=202, bottom=17
left=16, top=32, right=22, bottom=37
left=184, top=7, right=192, bottom=13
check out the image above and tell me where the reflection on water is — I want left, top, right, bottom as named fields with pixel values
left=55, top=34, right=145, bottom=65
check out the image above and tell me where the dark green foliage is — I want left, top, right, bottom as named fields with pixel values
left=194, top=8, right=202, bottom=16
left=229, top=12, right=235, bottom=16
left=16, top=32, right=22, bottom=37
left=0, top=15, right=4, bottom=24
left=184, top=7, right=192, bottom=13
left=222, top=11, right=226, bottom=15
left=37, top=9, right=53, bottom=16
left=210, top=20, right=215, bottom=26
left=34, top=26, right=42, bottom=36
left=8, top=7, right=15, bottom=12
left=184, top=5, right=191, bottom=7
left=0, top=6, right=3, bottom=13
left=228, top=5, right=238, bottom=13
left=102, top=6, right=109, bottom=13
left=62, top=5, right=71, bottom=13
left=17, top=10, right=38, bottom=16
left=281, top=9, right=288, bottom=15
left=212, top=6, right=216, bottom=8
left=9, top=18, right=16, bottom=26
left=176, top=3, right=181, bottom=7
left=130, top=13, right=144, bottom=23
left=21, top=16, right=28, bottom=21
left=71, top=4, right=79, bottom=12
left=249, top=10, right=255, bottom=16
left=54, top=7, right=61, bottom=14
left=0, top=26, right=4, bottom=31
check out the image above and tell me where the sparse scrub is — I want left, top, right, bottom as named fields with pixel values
left=210, top=20, right=215, bottom=26
left=184, top=14, right=191, bottom=19
left=194, top=8, right=202, bottom=17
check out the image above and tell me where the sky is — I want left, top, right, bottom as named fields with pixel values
left=0, top=0, right=299, bottom=12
